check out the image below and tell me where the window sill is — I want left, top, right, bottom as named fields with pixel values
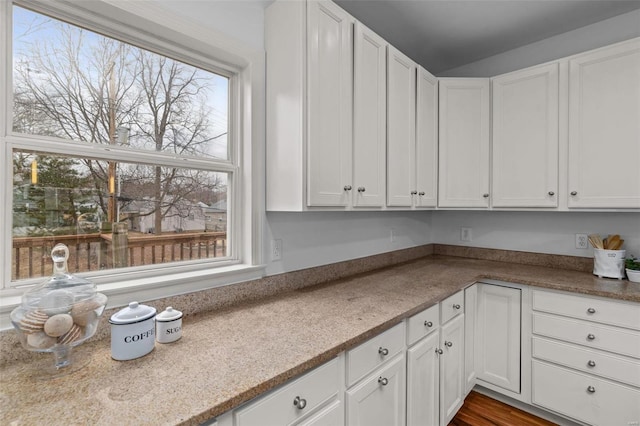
left=0, top=263, right=265, bottom=330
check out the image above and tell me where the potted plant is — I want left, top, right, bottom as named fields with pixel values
left=625, top=256, right=640, bottom=283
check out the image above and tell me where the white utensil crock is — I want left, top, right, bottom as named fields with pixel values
left=109, top=301, right=156, bottom=361
left=156, top=307, right=183, bottom=343
left=593, top=249, right=626, bottom=279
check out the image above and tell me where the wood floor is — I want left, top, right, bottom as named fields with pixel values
left=449, top=391, right=557, bottom=426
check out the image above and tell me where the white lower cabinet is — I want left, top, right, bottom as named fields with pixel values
left=233, top=357, right=342, bottom=426
left=346, top=353, right=406, bottom=426
left=531, top=288, right=640, bottom=426
left=439, top=314, right=465, bottom=426
left=407, top=332, right=439, bottom=426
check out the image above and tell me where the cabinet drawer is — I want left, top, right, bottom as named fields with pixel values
left=532, top=337, right=640, bottom=388
left=347, top=322, right=405, bottom=386
left=234, top=358, right=340, bottom=426
left=532, top=360, right=640, bottom=426
left=407, top=304, right=439, bottom=346
left=440, top=291, right=464, bottom=324
left=532, top=312, right=640, bottom=358
left=532, top=289, right=640, bottom=330
left=533, top=313, right=640, bottom=358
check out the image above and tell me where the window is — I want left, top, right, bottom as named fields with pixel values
left=1, top=0, right=263, bottom=310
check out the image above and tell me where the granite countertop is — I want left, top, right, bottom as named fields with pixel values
left=2, top=255, right=639, bottom=425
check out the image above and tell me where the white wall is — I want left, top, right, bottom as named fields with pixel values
left=440, top=9, right=640, bottom=77
left=432, top=211, right=640, bottom=259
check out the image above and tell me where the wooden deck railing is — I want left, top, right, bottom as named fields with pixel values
left=12, top=231, right=227, bottom=280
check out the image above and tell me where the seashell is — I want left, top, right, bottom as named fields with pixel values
left=39, top=289, right=75, bottom=315
left=18, top=310, right=49, bottom=334
left=44, top=314, right=73, bottom=337
left=58, top=323, right=83, bottom=345
left=71, top=299, right=101, bottom=327
left=27, top=331, right=57, bottom=349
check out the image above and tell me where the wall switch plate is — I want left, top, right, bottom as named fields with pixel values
left=271, top=239, right=282, bottom=261
left=460, top=227, right=472, bottom=242
left=575, top=233, right=589, bottom=249
left=390, top=228, right=396, bottom=243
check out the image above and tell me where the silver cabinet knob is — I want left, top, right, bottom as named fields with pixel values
left=424, top=321, right=433, bottom=327
left=483, top=193, right=489, bottom=198
left=344, top=185, right=352, bottom=191
left=587, top=386, right=596, bottom=393
left=548, top=191, right=555, bottom=196
left=587, top=307, right=596, bottom=314
left=571, top=191, right=578, bottom=196
left=378, top=377, right=388, bottom=386
left=357, top=187, right=366, bottom=193
left=411, top=190, right=418, bottom=195
left=587, top=334, right=596, bottom=340
left=436, top=348, right=443, bottom=355
left=453, top=304, right=461, bottom=310
left=444, top=341, right=453, bottom=347
left=418, top=192, right=425, bottom=196
left=588, top=360, right=596, bottom=367
left=293, top=396, right=307, bottom=409
left=378, top=347, right=389, bottom=356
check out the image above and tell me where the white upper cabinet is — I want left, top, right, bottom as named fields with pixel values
left=492, top=63, right=559, bottom=208
left=307, top=0, right=354, bottom=207
left=567, top=38, right=640, bottom=208
left=353, top=22, right=387, bottom=207
left=266, top=0, right=354, bottom=210
left=386, top=46, right=417, bottom=207
left=438, top=79, right=491, bottom=208
left=415, top=66, right=439, bottom=208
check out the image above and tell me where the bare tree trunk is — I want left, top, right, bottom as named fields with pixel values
left=154, top=165, right=162, bottom=234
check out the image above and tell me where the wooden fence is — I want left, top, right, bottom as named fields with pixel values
left=12, top=231, right=227, bottom=280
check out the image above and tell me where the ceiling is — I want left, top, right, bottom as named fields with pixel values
left=333, top=0, right=640, bottom=74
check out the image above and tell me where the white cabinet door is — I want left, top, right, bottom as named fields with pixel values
left=568, top=38, right=640, bottom=208
left=407, top=332, right=439, bottom=426
left=492, top=63, right=559, bottom=208
left=346, top=353, right=406, bottom=426
left=353, top=22, right=387, bottom=207
left=438, top=79, right=490, bottom=208
left=415, top=66, right=438, bottom=208
left=307, top=0, right=353, bottom=206
left=386, top=45, right=416, bottom=207
left=476, top=283, right=521, bottom=394
left=464, top=284, right=477, bottom=396
left=439, top=314, right=465, bottom=426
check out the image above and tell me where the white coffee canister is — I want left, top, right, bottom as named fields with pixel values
left=156, top=307, right=183, bottom=343
left=109, top=301, right=156, bottom=361
left=593, top=249, right=626, bottom=279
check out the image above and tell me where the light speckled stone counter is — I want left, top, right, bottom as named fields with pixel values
left=2, top=254, right=639, bottom=425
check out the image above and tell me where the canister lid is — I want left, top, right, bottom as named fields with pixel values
left=156, top=306, right=183, bottom=322
left=109, top=301, right=156, bottom=325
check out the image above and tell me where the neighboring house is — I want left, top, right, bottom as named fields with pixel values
left=120, top=197, right=207, bottom=234
left=202, top=199, right=227, bottom=232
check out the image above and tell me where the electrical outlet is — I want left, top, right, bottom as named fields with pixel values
left=460, top=227, right=472, bottom=242
left=390, top=228, right=396, bottom=243
left=271, top=239, right=282, bottom=261
left=575, top=233, right=589, bottom=249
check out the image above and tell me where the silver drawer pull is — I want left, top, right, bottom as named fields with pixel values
left=378, top=376, right=389, bottom=386
left=453, top=304, right=461, bottom=310
left=411, top=190, right=418, bottom=195
left=357, top=187, right=366, bottom=193
left=588, top=360, right=596, bottom=367
left=378, top=347, right=389, bottom=356
left=418, top=192, right=425, bottom=196
left=344, top=185, right=352, bottom=191
left=444, top=341, right=453, bottom=347
left=424, top=321, right=433, bottom=327
left=293, top=396, right=307, bottom=409
left=587, top=334, right=596, bottom=340
left=587, top=307, right=596, bottom=314
left=436, top=348, right=443, bottom=355
left=587, top=386, right=596, bottom=394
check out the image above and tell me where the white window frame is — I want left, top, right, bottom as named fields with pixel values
left=0, top=0, right=265, bottom=329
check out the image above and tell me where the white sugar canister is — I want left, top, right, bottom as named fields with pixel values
left=156, top=307, right=183, bottom=343
left=109, top=301, right=156, bottom=361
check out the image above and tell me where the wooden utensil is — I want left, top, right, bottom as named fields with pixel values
left=588, top=234, right=604, bottom=249
left=606, top=234, right=621, bottom=250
